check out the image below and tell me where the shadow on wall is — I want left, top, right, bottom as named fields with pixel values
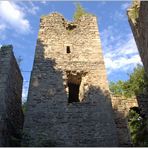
left=22, top=39, right=68, bottom=146
left=111, top=95, right=141, bottom=146
left=22, top=39, right=118, bottom=147
left=0, top=45, right=24, bottom=147
left=113, top=106, right=132, bottom=146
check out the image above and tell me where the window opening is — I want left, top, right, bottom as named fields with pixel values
left=66, top=46, right=70, bottom=53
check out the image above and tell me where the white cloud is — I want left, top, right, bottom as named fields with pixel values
left=0, top=34, right=6, bottom=40
left=0, top=24, right=6, bottom=31
left=101, top=27, right=142, bottom=74
left=97, top=1, right=106, bottom=8
left=0, top=1, right=31, bottom=34
left=112, top=10, right=127, bottom=22
left=20, top=1, right=39, bottom=15
left=0, top=24, right=7, bottom=40
left=22, top=87, right=28, bottom=98
left=40, top=0, right=47, bottom=4
left=22, top=80, right=29, bottom=102
left=121, top=2, right=131, bottom=10
left=29, top=2, right=39, bottom=15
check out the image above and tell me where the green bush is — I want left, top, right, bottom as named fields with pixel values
left=109, top=65, right=148, bottom=98
left=73, top=3, right=88, bottom=20
left=128, top=107, right=148, bottom=146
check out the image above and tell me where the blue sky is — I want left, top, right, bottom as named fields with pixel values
left=0, top=1, right=142, bottom=101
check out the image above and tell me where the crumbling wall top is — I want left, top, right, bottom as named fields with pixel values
left=127, top=0, right=140, bottom=25
left=40, top=12, right=97, bottom=26
left=0, top=45, right=23, bottom=79
left=0, top=45, right=13, bottom=52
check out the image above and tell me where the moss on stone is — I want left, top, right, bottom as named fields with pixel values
left=128, top=0, right=140, bottom=25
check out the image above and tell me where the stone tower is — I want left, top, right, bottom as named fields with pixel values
left=22, top=13, right=118, bottom=146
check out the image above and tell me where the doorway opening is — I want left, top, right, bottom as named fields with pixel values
left=67, top=73, right=82, bottom=103
left=68, top=82, right=80, bottom=103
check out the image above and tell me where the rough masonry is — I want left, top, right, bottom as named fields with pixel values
left=127, top=1, right=148, bottom=119
left=22, top=13, right=118, bottom=146
left=127, top=1, right=148, bottom=76
left=0, top=45, right=24, bottom=146
left=111, top=95, right=138, bottom=146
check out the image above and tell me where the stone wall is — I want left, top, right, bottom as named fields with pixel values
left=111, top=95, right=138, bottom=146
left=22, top=13, right=118, bottom=146
left=137, top=94, right=148, bottom=119
left=127, top=1, right=148, bottom=119
left=127, top=1, right=148, bottom=76
left=0, top=45, right=24, bottom=146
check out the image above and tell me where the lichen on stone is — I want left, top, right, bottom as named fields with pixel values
left=127, top=0, right=140, bottom=25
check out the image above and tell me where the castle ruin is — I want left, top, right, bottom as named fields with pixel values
left=0, top=45, right=24, bottom=146
left=0, top=8, right=146, bottom=146
left=127, top=1, right=148, bottom=77
left=127, top=1, right=148, bottom=119
left=22, top=13, right=118, bottom=146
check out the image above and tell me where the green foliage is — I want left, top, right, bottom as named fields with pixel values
left=73, top=3, right=88, bottom=20
left=22, top=101, right=27, bottom=113
left=109, top=80, right=125, bottom=96
left=128, top=108, right=148, bottom=146
left=127, top=65, right=148, bottom=95
left=129, top=0, right=140, bottom=24
left=109, top=65, right=148, bottom=98
left=110, top=64, right=148, bottom=146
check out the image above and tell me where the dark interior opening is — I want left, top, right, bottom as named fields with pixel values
left=66, top=23, right=77, bottom=30
left=68, top=82, right=80, bottom=103
left=66, top=46, right=70, bottom=53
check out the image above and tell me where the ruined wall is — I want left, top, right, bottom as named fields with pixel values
left=137, top=94, right=148, bottom=119
left=22, top=13, right=118, bottom=146
left=127, top=1, right=148, bottom=76
left=111, top=95, right=138, bottom=146
left=0, top=45, right=24, bottom=146
left=127, top=1, right=148, bottom=119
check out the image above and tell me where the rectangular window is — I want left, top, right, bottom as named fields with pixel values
left=66, top=46, right=70, bottom=53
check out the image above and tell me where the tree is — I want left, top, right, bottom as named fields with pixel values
left=109, top=80, right=125, bottom=96
left=128, top=107, right=148, bottom=146
left=73, top=3, right=88, bottom=20
left=109, top=64, right=148, bottom=98
left=109, top=65, right=148, bottom=146
left=22, top=101, right=27, bottom=113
